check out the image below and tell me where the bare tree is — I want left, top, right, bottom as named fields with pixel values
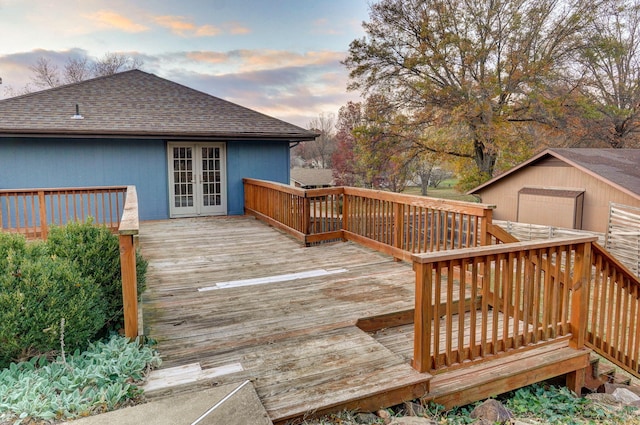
left=64, top=56, right=92, bottom=84
left=92, top=52, right=144, bottom=77
left=22, top=52, right=144, bottom=94
left=30, top=57, right=61, bottom=89
left=306, top=112, right=337, bottom=169
left=578, top=0, right=640, bottom=148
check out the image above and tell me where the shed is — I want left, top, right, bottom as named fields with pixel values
left=468, top=148, right=640, bottom=233
left=0, top=70, right=317, bottom=220
left=290, top=168, right=334, bottom=189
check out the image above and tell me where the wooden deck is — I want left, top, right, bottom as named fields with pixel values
left=139, top=217, right=429, bottom=422
left=139, top=216, right=590, bottom=423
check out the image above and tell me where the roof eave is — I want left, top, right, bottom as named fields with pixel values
left=0, top=128, right=318, bottom=142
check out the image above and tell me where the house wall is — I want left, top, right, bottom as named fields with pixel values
left=476, top=158, right=640, bottom=233
left=0, top=137, right=169, bottom=221
left=227, top=140, right=290, bottom=215
left=0, top=137, right=290, bottom=220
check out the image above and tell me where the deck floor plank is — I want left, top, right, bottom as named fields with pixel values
left=139, top=217, right=428, bottom=422
left=138, top=216, right=589, bottom=423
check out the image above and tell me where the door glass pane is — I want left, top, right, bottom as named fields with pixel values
left=200, top=146, right=222, bottom=207
left=172, top=147, right=194, bottom=208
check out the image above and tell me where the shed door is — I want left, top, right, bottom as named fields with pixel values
left=168, top=143, right=227, bottom=218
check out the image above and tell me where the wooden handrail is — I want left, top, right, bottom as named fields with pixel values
left=0, top=186, right=127, bottom=237
left=411, top=236, right=596, bottom=373
left=587, top=242, right=640, bottom=376
left=118, top=186, right=139, bottom=339
left=243, top=178, right=496, bottom=258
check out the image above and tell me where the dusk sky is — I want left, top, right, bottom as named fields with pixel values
left=0, top=0, right=370, bottom=127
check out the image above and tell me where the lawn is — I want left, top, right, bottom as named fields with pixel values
left=403, top=179, right=479, bottom=203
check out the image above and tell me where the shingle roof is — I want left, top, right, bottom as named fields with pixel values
left=290, top=168, right=335, bottom=187
left=0, top=69, right=318, bottom=141
left=469, top=148, right=640, bottom=200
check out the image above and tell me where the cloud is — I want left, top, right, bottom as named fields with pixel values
left=86, top=10, right=149, bottom=33
left=155, top=15, right=230, bottom=37
left=227, top=22, right=251, bottom=35
left=161, top=55, right=360, bottom=127
left=312, top=18, right=342, bottom=35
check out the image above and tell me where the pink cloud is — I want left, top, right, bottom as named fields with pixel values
left=87, top=10, right=149, bottom=33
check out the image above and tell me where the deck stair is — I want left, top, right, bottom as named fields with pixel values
left=584, top=354, right=632, bottom=392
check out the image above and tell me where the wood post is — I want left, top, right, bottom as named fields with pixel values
left=480, top=208, right=492, bottom=247
left=413, top=261, right=433, bottom=373
left=569, top=241, right=592, bottom=349
left=38, top=191, right=48, bottom=239
left=119, top=233, right=138, bottom=339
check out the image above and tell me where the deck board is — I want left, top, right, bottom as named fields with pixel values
left=138, top=216, right=589, bottom=423
left=139, top=217, right=428, bottom=422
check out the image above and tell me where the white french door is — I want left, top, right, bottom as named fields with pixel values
left=168, top=142, right=227, bottom=218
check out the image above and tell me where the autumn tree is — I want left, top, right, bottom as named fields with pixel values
left=332, top=102, right=362, bottom=186
left=577, top=0, right=640, bottom=148
left=344, top=0, right=601, bottom=181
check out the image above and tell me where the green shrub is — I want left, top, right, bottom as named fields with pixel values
left=0, top=335, right=161, bottom=424
left=0, top=242, right=106, bottom=367
left=46, top=220, right=148, bottom=332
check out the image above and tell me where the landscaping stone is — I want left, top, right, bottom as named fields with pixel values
left=613, top=388, right=640, bottom=404
left=388, top=417, right=437, bottom=425
left=470, top=399, right=513, bottom=424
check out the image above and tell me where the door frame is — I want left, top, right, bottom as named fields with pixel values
left=167, top=142, right=227, bottom=218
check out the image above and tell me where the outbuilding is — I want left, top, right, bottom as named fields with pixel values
left=468, top=148, right=640, bottom=233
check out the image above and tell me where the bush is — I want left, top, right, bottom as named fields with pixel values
left=0, top=221, right=148, bottom=367
left=0, top=237, right=106, bottom=367
left=46, top=220, right=148, bottom=332
left=0, top=335, right=161, bottom=424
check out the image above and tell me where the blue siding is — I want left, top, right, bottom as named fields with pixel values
left=0, top=137, right=290, bottom=220
left=0, top=138, right=168, bottom=221
left=227, top=141, right=290, bottom=215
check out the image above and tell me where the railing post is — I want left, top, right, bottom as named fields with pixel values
left=393, top=202, right=403, bottom=252
left=38, top=190, right=48, bottom=239
left=341, top=190, right=348, bottom=241
left=569, top=241, right=592, bottom=349
left=118, top=186, right=139, bottom=339
left=413, top=260, right=433, bottom=373
left=303, top=195, right=311, bottom=236
left=480, top=208, right=492, bottom=246
left=119, top=234, right=138, bottom=339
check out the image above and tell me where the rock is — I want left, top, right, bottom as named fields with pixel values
left=470, top=399, right=513, bottom=424
left=388, top=417, right=437, bottom=425
left=612, top=388, right=640, bottom=404
left=377, top=409, right=391, bottom=419
left=585, top=392, right=618, bottom=405
left=604, top=382, right=640, bottom=397
left=403, top=401, right=428, bottom=417
left=355, top=412, right=380, bottom=424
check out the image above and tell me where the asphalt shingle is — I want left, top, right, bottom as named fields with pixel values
left=0, top=70, right=317, bottom=141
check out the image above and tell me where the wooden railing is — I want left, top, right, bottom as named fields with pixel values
left=0, top=185, right=140, bottom=338
left=0, top=186, right=127, bottom=238
left=412, top=236, right=595, bottom=373
left=244, top=178, right=497, bottom=261
left=244, top=178, right=640, bottom=378
left=587, top=242, right=640, bottom=376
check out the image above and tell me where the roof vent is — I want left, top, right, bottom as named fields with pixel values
left=71, top=103, right=84, bottom=120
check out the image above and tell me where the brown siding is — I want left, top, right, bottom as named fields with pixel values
left=477, top=164, right=640, bottom=233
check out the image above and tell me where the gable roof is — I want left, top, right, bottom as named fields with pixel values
left=0, top=70, right=317, bottom=141
left=290, top=168, right=334, bottom=187
left=469, top=148, right=640, bottom=200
